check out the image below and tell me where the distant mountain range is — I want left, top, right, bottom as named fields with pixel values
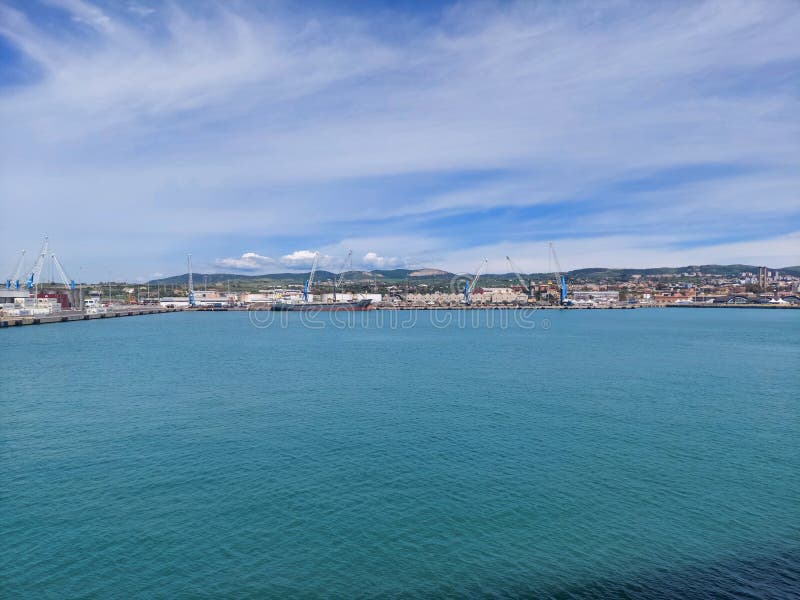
left=150, top=269, right=449, bottom=286
left=149, top=264, right=800, bottom=286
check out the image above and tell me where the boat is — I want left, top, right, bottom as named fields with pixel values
left=270, top=250, right=373, bottom=311
left=84, top=291, right=108, bottom=314
left=271, top=299, right=373, bottom=311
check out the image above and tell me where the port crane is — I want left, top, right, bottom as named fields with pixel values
left=302, top=252, right=320, bottom=302
left=548, top=242, right=567, bottom=304
left=51, top=253, right=76, bottom=290
left=5, top=250, right=26, bottom=290
left=333, top=250, right=352, bottom=302
left=187, top=254, right=195, bottom=307
left=25, top=236, right=49, bottom=289
left=463, top=258, right=488, bottom=305
left=506, top=255, right=533, bottom=300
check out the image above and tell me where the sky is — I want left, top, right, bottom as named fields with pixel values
left=1, top=0, right=798, bottom=281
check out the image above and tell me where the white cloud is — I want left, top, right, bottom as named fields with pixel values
left=0, top=1, right=798, bottom=278
left=280, top=250, right=320, bottom=268
left=361, top=252, right=402, bottom=269
left=215, top=252, right=274, bottom=271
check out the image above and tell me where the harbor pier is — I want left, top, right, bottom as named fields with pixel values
left=0, top=306, right=181, bottom=328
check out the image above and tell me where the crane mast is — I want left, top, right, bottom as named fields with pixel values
left=302, top=252, right=320, bottom=302
left=506, top=256, right=532, bottom=298
left=549, top=242, right=567, bottom=304
left=187, top=254, right=195, bottom=307
left=463, top=258, right=488, bottom=305
left=26, top=236, right=49, bottom=289
left=6, top=249, right=26, bottom=290
left=334, top=250, right=352, bottom=302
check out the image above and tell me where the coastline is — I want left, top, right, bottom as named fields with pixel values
left=3, top=302, right=797, bottom=329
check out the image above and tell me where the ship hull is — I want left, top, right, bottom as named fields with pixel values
left=271, top=299, right=373, bottom=311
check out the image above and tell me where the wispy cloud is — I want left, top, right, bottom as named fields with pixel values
left=214, top=252, right=274, bottom=271
left=1, top=0, right=798, bottom=278
left=361, top=252, right=402, bottom=269
left=47, top=0, right=115, bottom=33
left=126, top=2, right=154, bottom=18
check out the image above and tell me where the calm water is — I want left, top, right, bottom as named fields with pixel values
left=2, top=309, right=798, bottom=598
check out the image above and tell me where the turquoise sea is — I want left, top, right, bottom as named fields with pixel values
left=2, top=309, right=799, bottom=598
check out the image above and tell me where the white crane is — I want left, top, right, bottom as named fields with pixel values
left=51, top=253, right=76, bottom=290
left=548, top=242, right=567, bottom=304
left=463, top=258, right=488, bottom=305
left=302, top=252, right=320, bottom=302
left=506, top=255, right=532, bottom=299
left=26, top=236, right=49, bottom=289
left=187, top=254, right=195, bottom=307
left=334, top=250, right=352, bottom=302
left=5, top=249, right=26, bottom=290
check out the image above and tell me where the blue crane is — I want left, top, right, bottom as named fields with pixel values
left=302, top=252, right=320, bottom=302
left=549, top=242, right=567, bottom=304
left=463, top=258, right=488, bottom=305
left=5, top=250, right=26, bottom=290
left=26, top=236, right=49, bottom=289
left=51, top=253, right=76, bottom=290
left=187, top=254, right=195, bottom=307
left=506, top=255, right=533, bottom=300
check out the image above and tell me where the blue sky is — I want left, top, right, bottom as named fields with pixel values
left=1, top=0, right=798, bottom=281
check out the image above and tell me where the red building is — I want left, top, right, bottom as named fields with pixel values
left=36, top=292, right=72, bottom=309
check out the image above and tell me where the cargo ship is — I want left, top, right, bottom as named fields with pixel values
left=271, top=298, right=372, bottom=311
left=270, top=250, right=373, bottom=311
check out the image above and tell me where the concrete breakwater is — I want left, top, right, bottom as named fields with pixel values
left=0, top=306, right=181, bottom=328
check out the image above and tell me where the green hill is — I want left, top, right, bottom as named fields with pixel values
left=148, top=264, right=796, bottom=288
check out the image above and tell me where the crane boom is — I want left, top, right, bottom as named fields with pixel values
left=6, top=249, right=26, bottom=289
left=302, top=252, right=320, bottom=302
left=187, top=254, right=195, bottom=307
left=334, top=250, right=352, bottom=301
left=470, top=258, right=488, bottom=292
left=506, top=256, right=531, bottom=295
left=463, top=258, right=488, bottom=305
left=51, top=253, right=76, bottom=290
left=549, top=242, right=567, bottom=304
left=26, top=236, right=49, bottom=289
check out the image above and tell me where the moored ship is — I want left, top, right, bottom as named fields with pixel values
left=271, top=250, right=373, bottom=311
left=271, top=299, right=373, bottom=311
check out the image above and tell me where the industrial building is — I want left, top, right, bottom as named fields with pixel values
left=571, top=290, right=620, bottom=304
